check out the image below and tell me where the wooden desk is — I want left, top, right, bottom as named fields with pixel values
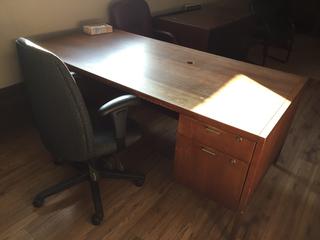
left=154, top=3, right=252, bottom=52
left=37, top=30, right=307, bottom=210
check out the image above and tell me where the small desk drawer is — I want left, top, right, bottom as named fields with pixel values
left=175, top=135, right=249, bottom=209
left=178, top=115, right=256, bottom=163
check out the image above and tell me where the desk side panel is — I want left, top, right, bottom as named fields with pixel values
left=239, top=94, right=302, bottom=209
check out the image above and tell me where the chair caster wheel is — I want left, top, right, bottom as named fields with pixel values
left=134, top=178, right=145, bottom=187
left=91, top=214, right=103, bottom=225
left=33, top=197, right=44, bottom=208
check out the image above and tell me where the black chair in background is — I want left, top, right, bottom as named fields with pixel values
left=250, top=0, right=295, bottom=65
left=16, top=38, right=145, bottom=225
left=208, top=18, right=255, bottom=62
left=109, top=0, right=177, bottom=43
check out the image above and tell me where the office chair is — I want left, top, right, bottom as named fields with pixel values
left=208, top=19, right=254, bottom=62
left=16, top=38, right=145, bottom=225
left=250, top=0, right=295, bottom=65
left=109, top=0, right=177, bottom=43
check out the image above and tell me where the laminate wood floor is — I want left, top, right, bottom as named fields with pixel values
left=1, top=36, right=320, bottom=240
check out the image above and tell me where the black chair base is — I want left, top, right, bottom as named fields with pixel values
left=33, top=160, right=145, bottom=225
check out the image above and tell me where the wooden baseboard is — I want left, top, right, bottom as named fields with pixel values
left=0, top=83, right=31, bottom=131
left=0, top=83, right=23, bottom=100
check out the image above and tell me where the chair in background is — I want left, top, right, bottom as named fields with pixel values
left=208, top=18, right=255, bottom=62
left=109, top=0, right=177, bottom=43
left=16, top=38, right=145, bottom=225
left=250, top=0, right=295, bottom=65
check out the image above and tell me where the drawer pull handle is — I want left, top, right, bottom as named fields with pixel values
left=236, top=136, right=244, bottom=142
left=230, top=159, right=237, bottom=165
left=205, top=127, right=221, bottom=135
left=201, top=148, right=216, bottom=156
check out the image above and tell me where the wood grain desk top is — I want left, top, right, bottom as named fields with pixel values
left=37, top=30, right=307, bottom=140
left=156, top=3, right=251, bottom=31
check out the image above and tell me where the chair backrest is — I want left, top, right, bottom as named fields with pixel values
left=109, top=0, right=153, bottom=37
left=251, top=0, right=293, bottom=35
left=251, top=0, right=291, bottom=20
left=16, top=38, right=94, bottom=162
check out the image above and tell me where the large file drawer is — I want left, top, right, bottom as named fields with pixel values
left=175, top=135, right=249, bottom=210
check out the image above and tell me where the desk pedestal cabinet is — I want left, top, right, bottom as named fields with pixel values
left=175, top=95, right=299, bottom=210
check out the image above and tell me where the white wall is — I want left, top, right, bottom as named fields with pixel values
left=0, top=0, right=218, bottom=89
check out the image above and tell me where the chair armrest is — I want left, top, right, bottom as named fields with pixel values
left=153, top=29, right=178, bottom=44
left=98, top=95, right=140, bottom=117
left=98, top=95, right=140, bottom=149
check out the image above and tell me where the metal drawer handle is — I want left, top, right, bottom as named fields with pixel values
left=201, top=148, right=216, bottom=156
left=230, top=159, right=237, bottom=165
left=205, top=127, right=221, bottom=135
left=236, top=136, right=244, bottom=142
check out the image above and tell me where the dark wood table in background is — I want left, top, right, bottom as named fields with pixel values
left=154, top=2, right=252, bottom=53
left=36, top=30, right=307, bottom=215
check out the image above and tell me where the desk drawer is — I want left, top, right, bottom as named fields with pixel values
left=175, top=135, right=249, bottom=209
left=178, top=115, right=256, bottom=163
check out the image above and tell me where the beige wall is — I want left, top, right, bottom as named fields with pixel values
left=0, top=0, right=218, bottom=89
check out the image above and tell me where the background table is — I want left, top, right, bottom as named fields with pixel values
left=154, top=2, right=252, bottom=55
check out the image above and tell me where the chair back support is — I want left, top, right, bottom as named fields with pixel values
left=109, top=0, right=153, bottom=37
left=251, top=0, right=293, bottom=37
left=16, top=38, right=94, bottom=162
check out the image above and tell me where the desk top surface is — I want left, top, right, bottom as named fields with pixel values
left=157, top=2, right=251, bottom=30
left=37, top=30, right=307, bottom=140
